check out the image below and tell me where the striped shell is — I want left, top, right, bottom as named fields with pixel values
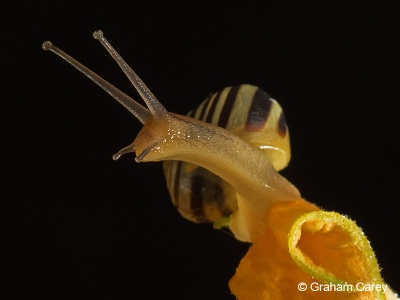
left=163, top=84, right=291, bottom=224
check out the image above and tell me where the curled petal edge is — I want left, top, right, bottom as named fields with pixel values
left=229, top=200, right=397, bottom=300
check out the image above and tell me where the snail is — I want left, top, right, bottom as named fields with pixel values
left=42, top=30, right=300, bottom=242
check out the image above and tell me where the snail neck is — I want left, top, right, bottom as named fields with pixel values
left=132, top=113, right=301, bottom=241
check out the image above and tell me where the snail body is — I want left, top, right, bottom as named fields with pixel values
left=43, top=31, right=300, bottom=242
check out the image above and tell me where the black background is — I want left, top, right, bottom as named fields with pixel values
left=2, top=2, right=399, bottom=299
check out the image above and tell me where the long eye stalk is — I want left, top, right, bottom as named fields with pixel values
left=42, top=34, right=154, bottom=124
left=92, top=31, right=167, bottom=117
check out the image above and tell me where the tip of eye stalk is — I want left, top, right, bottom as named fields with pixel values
left=112, top=153, right=121, bottom=161
left=93, top=30, right=103, bottom=40
left=42, top=41, right=53, bottom=50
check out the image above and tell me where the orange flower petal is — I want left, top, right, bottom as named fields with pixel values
left=229, top=200, right=390, bottom=299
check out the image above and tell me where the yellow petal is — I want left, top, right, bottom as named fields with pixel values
left=229, top=200, right=389, bottom=300
left=288, top=211, right=382, bottom=288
